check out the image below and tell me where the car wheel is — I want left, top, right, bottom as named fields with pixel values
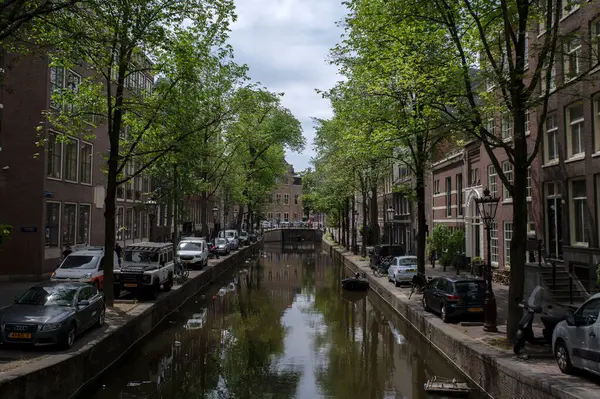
left=394, top=279, right=400, bottom=287
left=441, top=304, right=450, bottom=323
left=163, top=273, right=173, bottom=291
left=113, top=287, right=121, bottom=300
left=148, top=281, right=160, bottom=300
left=423, top=295, right=431, bottom=312
left=61, top=323, right=76, bottom=349
left=555, top=340, right=574, bottom=374
left=203, top=258, right=208, bottom=268
left=96, top=305, right=106, bottom=327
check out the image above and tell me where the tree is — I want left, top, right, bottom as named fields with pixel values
left=41, top=0, right=237, bottom=306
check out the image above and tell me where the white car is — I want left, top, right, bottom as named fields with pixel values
left=218, top=230, right=239, bottom=250
left=390, top=256, right=418, bottom=287
left=176, top=238, right=209, bottom=269
left=51, top=246, right=119, bottom=291
left=552, top=293, right=600, bottom=376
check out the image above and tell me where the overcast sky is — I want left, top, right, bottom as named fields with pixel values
left=228, top=0, right=347, bottom=172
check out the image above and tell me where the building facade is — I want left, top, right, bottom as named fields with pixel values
left=264, top=163, right=303, bottom=224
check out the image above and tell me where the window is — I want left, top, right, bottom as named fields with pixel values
left=523, top=35, right=529, bottom=69
left=142, top=210, right=148, bottom=238
left=594, top=95, right=600, bottom=153
left=570, top=179, right=588, bottom=245
left=64, top=137, right=78, bottom=182
left=545, top=182, right=563, bottom=259
left=63, top=203, right=77, bottom=246
left=502, top=161, right=513, bottom=201
left=269, top=194, right=273, bottom=203
left=457, top=174, right=463, bottom=216
left=77, top=204, right=91, bottom=245
left=561, top=0, right=580, bottom=19
left=47, top=132, right=62, bottom=179
left=488, top=165, right=498, bottom=198
left=283, top=194, right=289, bottom=205
left=126, top=208, right=133, bottom=240
left=564, top=36, right=582, bottom=81
left=276, top=194, right=282, bottom=204
left=544, top=114, right=558, bottom=162
left=284, top=212, right=289, bottom=221
left=526, top=168, right=532, bottom=199
left=445, top=176, right=452, bottom=216
left=434, top=179, right=440, bottom=194
left=485, top=115, right=496, bottom=136
left=80, top=142, right=92, bottom=184
left=490, top=222, right=498, bottom=264
left=65, top=70, right=81, bottom=114
left=524, top=110, right=531, bottom=136
left=116, top=207, right=124, bottom=240
left=501, top=113, right=513, bottom=140
left=540, top=61, right=556, bottom=93
left=538, top=0, right=554, bottom=33
left=294, top=194, right=299, bottom=205
left=469, top=167, right=479, bottom=186
left=45, top=202, right=61, bottom=248
left=293, top=213, right=298, bottom=220
left=566, top=103, right=584, bottom=157
left=134, top=209, right=140, bottom=239
left=49, top=66, right=64, bottom=109
left=592, top=20, right=600, bottom=66
left=503, top=222, right=513, bottom=266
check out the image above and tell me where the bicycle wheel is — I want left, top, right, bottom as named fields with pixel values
left=374, top=269, right=385, bottom=277
left=183, top=267, right=190, bottom=279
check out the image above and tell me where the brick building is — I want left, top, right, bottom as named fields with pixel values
left=264, top=163, right=303, bottom=224
left=0, top=51, right=173, bottom=279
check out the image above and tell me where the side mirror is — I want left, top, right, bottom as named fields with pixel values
left=566, top=313, right=576, bottom=326
left=13, top=296, right=19, bottom=303
left=78, top=300, right=90, bottom=307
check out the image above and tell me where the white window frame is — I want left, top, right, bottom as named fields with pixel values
left=592, top=19, right=600, bottom=67
left=116, top=206, right=125, bottom=240
left=526, top=168, right=532, bottom=200
left=501, top=112, right=513, bottom=141
left=47, top=130, right=63, bottom=181
left=49, top=65, right=65, bottom=110
left=545, top=182, right=562, bottom=258
left=540, top=61, right=556, bottom=94
left=283, top=194, right=289, bottom=205
left=503, top=222, right=513, bottom=267
left=79, top=141, right=93, bottom=185
left=561, top=0, right=580, bottom=20
left=566, top=103, right=585, bottom=158
left=63, top=136, right=79, bottom=183
left=569, top=179, right=588, bottom=246
left=544, top=114, right=558, bottom=163
left=564, top=35, right=582, bottom=81
left=77, top=203, right=91, bottom=245
left=524, top=110, right=531, bottom=136
left=502, top=161, right=513, bottom=202
left=63, top=202, right=78, bottom=246
left=45, top=201, right=62, bottom=248
left=485, top=115, right=496, bottom=136
left=490, top=222, right=499, bottom=265
left=538, top=0, right=554, bottom=34
left=594, top=95, right=600, bottom=153
left=488, top=165, right=498, bottom=198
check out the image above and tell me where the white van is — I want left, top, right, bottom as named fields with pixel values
left=51, top=246, right=119, bottom=290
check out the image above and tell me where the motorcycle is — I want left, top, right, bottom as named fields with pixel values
left=513, top=286, right=567, bottom=355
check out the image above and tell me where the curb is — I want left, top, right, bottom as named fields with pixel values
left=324, top=239, right=597, bottom=399
left=0, top=243, right=259, bottom=399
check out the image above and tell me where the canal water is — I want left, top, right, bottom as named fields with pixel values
left=81, top=243, right=486, bottom=399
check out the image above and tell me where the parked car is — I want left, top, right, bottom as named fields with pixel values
left=218, top=230, right=239, bottom=250
left=422, top=276, right=486, bottom=323
left=389, top=256, right=418, bottom=287
left=262, top=221, right=271, bottom=229
left=114, top=242, right=175, bottom=300
left=215, top=238, right=230, bottom=255
left=552, top=293, right=600, bottom=376
left=238, top=231, right=249, bottom=246
left=176, top=238, right=209, bottom=269
left=51, top=246, right=119, bottom=291
left=248, top=232, right=258, bottom=243
left=0, top=281, right=105, bottom=349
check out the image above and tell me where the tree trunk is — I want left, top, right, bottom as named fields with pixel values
left=361, top=190, right=368, bottom=257
left=370, top=183, right=379, bottom=244
left=352, top=197, right=357, bottom=254
left=200, top=191, right=208, bottom=238
left=415, top=164, right=426, bottom=275
left=173, top=164, right=179, bottom=245
left=345, top=197, right=350, bottom=250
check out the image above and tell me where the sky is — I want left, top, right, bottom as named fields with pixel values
left=228, top=0, right=348, bottom=172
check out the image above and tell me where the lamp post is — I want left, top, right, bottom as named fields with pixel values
left=474, top=187, right=500, bottom=332
left=146, top=199, right=157, bottom=242
left=386, top=206, right=395, bottom=247
left=353, top=209, right=359, bottom=254
left=212, top=206, right=218, bottom=239
left=233, top=208, right=239, bottom=229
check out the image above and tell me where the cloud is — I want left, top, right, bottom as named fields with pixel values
left=228, top=0, right=347, bottom=171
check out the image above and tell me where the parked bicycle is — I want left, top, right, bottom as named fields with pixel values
left=373, top=256, right=394, bottom=277
left=174, top=259, right=190, bottom=284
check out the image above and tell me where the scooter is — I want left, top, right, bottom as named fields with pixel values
left=513, top=286, right=567, bottom=355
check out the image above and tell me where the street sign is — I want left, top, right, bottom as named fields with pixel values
left=21, top=227, right=37, bottom=233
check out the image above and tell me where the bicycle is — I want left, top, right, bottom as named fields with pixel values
left=408, top=273, right=432, bottom=300
left=174, top=259, right=190, bottom=284
left=373, top=258, right=392, bottom=277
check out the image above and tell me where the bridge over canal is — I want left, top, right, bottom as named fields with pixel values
left=262, top=228, right=323, bottom=244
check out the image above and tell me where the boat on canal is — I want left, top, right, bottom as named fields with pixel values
left=424, top=376, right=471, bottom=396
left=342, top=273, right=369, bottom=292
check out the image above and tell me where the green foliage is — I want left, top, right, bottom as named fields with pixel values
left=0, top=224, right=12, bottom=245
left=597, top=264, right=600, bottom=287
left=426, top=225, right=464, bottom=267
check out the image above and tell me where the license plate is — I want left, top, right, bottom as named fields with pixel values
left=469, top=307, right=483, bottom=312
left=184, top=260, right=191, bottom=264
left=8, top=332, right=31, bottom=339
left=407, top=269, right=416, bottom=273
left=124, top=283, right=137, bottom=288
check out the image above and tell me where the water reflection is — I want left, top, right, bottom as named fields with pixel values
left=84, top=244, right=483, bottom=399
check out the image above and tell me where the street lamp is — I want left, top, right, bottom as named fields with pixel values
left=474, top=187, right=500, bottom=332
left=212, top=206, right=218, bottom=238
left=386, top=206, right=395, bottom=247
left=146, top=199, right=157, bottom=242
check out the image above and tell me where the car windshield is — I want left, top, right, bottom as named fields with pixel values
left=454, top=281, right=486, bottom=294
left=124, top=250, right=158, bottom=263
left=225, top=231, right=235, bottom=238
left=59, top=255, right=98, bottom=270
left=17, top=286, right=77, bottom=306
left=398, top=257, right=417, bottom=266
left=178, top=242, right=203, bottom=251
left=240, top=232, right=247, bottom=237
left=216, top=238, right=227, bottom=245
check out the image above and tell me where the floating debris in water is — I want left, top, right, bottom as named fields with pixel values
left=218, top=288, right=227, bottom=296
left=174, top=341, right=181, bottom=347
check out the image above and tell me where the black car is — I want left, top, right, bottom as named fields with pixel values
left=0, top=281, right=105, bottom=349
left=422, top=276, right=486, bottom=323
left=248, top=232, right=258, bottom=243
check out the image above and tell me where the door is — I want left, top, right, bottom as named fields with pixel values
left=569, top=299, right=600, bottom=370
left=76, top=287, right=96, bottom=329
left=433, top=278, right=448, bottom=310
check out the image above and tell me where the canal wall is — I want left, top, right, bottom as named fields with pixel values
left=324, top=239, right=596, bottom=399
left=0, top=243, right=259, bottom=399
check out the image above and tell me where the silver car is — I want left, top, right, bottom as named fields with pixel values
left=390, top=256, right=418, bottom=287
left=552, top=293, right=600, bottom=376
